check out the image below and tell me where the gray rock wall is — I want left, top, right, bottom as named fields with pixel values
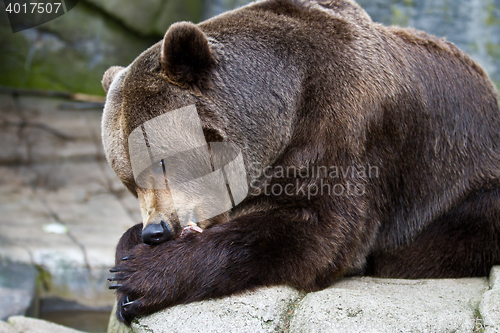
left=2, top=0, right=499, bottom=94
left=84, top=0, right=203, bottom=36
left=0, top=0, right=202, bottom=95
left=0, top=92, right=140, bottom=309
left=205, top=0, right=500, bottom=90
left=0, top=262, right=37, bottom=321
left=357, top=0, right=500, bottom=90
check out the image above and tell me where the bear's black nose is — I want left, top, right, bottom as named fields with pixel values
left=142, top=221, right=172, bottom=245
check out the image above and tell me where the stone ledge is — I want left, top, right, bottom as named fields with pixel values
left=2, top=251, right=494, bottom=333
left=108, top=286, right=303, bottom=333
left=289, top=277, right=486, bottom=333
left=108, top=268, right=500, bottom=333
left=480, top=266, right=500, bottom=333
left=4, top=316, right=86, bottom=333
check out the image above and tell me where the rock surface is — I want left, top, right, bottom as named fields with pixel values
left=0, top=0, right=202, bottom=95
left=0, top=262, right=37, bottom=320
left=84, top=0, right=203, bottom=36
left=356, top=0, right=500, bottom=89
left=0, top=92, right=139, bottom=308
left=480, top=266, right=500, bottom=333
left=289, top=278, right=486, bottom=333
left=136, top=286, right=302, bottom=333
left=0, top=1, right=156, bottom=95
left=2, top=0, right=499, bottom=94
left=6, top=316, right=87, bottom=333
left=0, top=320, right=18, bottom=333
left=108, top=269, right=499, bottom=333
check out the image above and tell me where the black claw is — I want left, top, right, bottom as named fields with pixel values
left=107, top=277, right=118, bottom=282
left=121, top=255, right=134, bottom=261
left=118, top=309, right=125, bottom=322
left=109, top=268, right=119, bottom=273
left=109, top=284, right=122, bottom=290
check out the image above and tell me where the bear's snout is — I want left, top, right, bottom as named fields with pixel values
left=142, top=221, right=172, bottom=245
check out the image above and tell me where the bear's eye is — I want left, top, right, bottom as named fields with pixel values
left=151, top=160, right=164, bottom=175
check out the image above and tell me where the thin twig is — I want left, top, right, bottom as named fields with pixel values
left=2, top=120, right=76, bottom=141
left=0, top=86, right=105, bottom=103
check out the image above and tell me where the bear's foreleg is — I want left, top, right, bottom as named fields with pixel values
left=114, top=223, right=143, bottom=264
left=109, top=207, right=370, bottom=325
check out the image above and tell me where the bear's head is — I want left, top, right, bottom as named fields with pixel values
left=101, top=14, right=304, bottom=244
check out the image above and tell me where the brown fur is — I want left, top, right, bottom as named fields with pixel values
left=102, top=0, right=500, bottom=325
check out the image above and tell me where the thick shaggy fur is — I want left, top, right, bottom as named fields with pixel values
left=102, top=0, right=500, bottom=325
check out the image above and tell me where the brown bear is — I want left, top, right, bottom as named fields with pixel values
left=102, top=0, right=500, bottom=325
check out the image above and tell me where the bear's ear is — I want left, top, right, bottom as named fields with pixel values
left=161, top=22, right=216, bottom=91
left=102, top=66, right=124, bottom=94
